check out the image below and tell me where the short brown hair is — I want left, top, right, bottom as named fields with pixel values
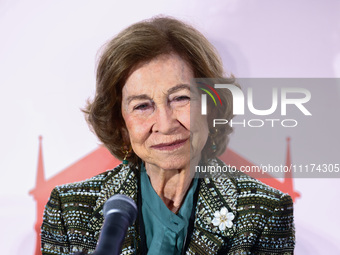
left=84, top=16, right=236, bottom=165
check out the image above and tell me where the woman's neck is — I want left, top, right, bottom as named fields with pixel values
left=144, top=163, right=195, bottom=213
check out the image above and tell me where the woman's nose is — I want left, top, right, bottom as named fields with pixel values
left=151, top=106, right=181, bottom=134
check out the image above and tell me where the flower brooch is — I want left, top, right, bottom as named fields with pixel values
left=212, top=207, right=234, bottom=231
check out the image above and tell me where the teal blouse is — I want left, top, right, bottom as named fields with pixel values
left=140, top=165, right=198, bottom=255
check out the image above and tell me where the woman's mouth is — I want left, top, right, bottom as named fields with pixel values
left=151, top=138, right=188, bottom=151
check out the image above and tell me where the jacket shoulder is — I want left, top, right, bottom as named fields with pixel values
left=235, top=173, right=291, bottom=202
left=41, top=163, right=132, bottom=254
left=52, top=163, right=126, bottom=196
left=212, top=158, right=292, bottom=204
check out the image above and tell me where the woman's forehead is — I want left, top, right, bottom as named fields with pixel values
left=122, top=54, right=194, bottom=96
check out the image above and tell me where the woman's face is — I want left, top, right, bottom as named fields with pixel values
left=121, top=53, right=208, bottom=170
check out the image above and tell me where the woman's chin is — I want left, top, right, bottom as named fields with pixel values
left=147, top=155, right=190, bottom=171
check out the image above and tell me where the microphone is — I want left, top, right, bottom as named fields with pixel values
left=93, top=194, right=138, bottom=255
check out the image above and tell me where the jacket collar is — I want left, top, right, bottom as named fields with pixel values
left=88, top=164, right=138, bottom=238
left=88, top=160, right=238, bottom=254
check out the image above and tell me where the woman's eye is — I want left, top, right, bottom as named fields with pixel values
left=133, top=103, right=151, bottom=111
left=173, top=96, right=190, bottom=101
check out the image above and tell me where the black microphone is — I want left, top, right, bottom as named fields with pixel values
left=93, top=194, right=138, bottom=255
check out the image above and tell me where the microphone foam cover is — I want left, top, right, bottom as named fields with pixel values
left=103, top=194, right=138, bottom=225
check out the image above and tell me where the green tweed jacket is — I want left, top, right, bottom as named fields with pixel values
left=41, top=159, right=295, bottom=254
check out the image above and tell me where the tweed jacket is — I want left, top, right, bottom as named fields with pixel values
left=41, top=159, right=295, bottom=255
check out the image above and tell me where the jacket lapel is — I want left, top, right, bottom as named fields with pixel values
left=88, top=164, right=138, bottom=241
left=187, top=168, right=238, bottom=254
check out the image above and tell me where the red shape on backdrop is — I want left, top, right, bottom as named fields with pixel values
left=29, top=136, right=300, bottom=255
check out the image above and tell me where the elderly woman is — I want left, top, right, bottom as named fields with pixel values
left=41, top=17, right=295, bottom=254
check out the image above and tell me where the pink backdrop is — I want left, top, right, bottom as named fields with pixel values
left=1, top=0, right=339, bottom=254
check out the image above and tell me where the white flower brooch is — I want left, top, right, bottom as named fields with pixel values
left=212, top=207, right=234, bottom=231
